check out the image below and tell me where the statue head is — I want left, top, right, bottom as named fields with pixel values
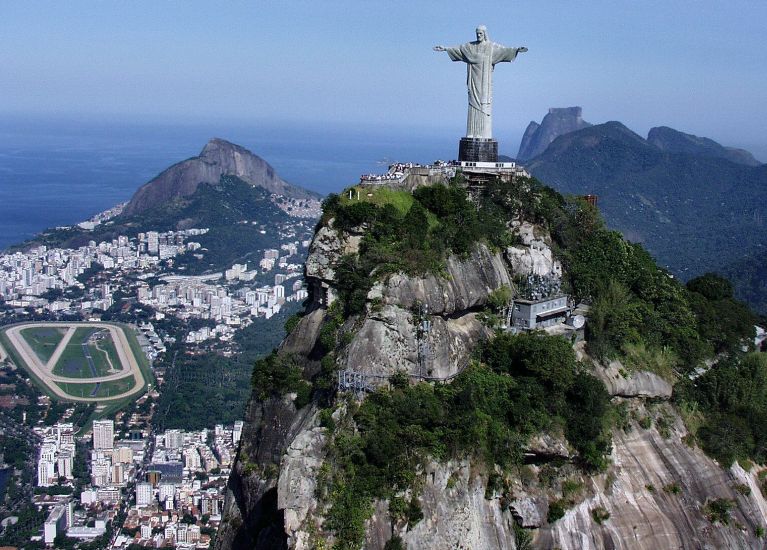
left=476, top=25, right=488, bottom=42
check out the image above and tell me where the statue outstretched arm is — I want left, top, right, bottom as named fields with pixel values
left=435, top=44, right=468, bottom=62
left=493, top=45, right=528, bottom=64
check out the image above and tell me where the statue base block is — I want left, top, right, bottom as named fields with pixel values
left=458, top=138, right=498, bottom=163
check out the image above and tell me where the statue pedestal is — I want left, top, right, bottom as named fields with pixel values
left=458, top=138, right=498, bottom=163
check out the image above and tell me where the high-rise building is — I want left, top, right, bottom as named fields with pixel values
left=158, top=482, right=176, bottom=504
left=37, top=441, right=57, bottom=486
left=91, top=459, right=112, bottom=487
left=44, top=505, right=68, bottom=544
left=165, top=429, right=183, bottom=449
left=136, top=482, right=153, bottom=507
left=232, top=421, right=243, bottom=446
left=37, top=458, right=55, bottom=487
left=92, top=420, right=114, bottom=450
left=176, top=524, right=189, bottom=543
left=57, top=451, right=73, bottom=479
left=111, top=463, right=125, bottom=485
left=147, top=231, right=159, bottom=255
left=114, top=446, right=133, bottom=463
left=183, top=447, right=201, bottom=470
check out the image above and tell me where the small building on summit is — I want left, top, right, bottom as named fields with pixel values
left=511, top=295, right=569, bottom=330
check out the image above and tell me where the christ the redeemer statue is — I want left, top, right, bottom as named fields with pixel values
left=435, top=26, right=527, bottom=147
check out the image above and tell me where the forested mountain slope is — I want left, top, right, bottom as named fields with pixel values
left=215, top=174, right=767, bottom=549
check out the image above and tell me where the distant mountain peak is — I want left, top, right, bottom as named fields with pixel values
left=647, top=126, right=761, bottom=167
left=123, top=138, right=318, bottom=216
left=200, top=137, right=249, bottom=157
left=524, top=119, right=767, bottom=310
left=540, top=121, right=652, bottom=158
left=517, top=107, right=592, bottom=161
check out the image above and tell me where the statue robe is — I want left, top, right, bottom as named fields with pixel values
left=446, top=40, right=521, bottom=139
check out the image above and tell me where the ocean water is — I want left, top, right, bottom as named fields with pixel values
left=0, top=117, right=494, bottom=251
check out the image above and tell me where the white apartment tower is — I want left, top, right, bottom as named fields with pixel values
left=136, top=481, right=153, bottom=507
left=158, top=482, right=176, bottom=504
left=37, top=458, right=55, bottom=487
left=183, top=447, right=202, bottom=470
left=165, top=429, right=184, bottom=449
left=92, top=419, right=114, bottom=450
left=233, top=421, right=243, bottom=445
left=57, top=451, right=73, bottom=479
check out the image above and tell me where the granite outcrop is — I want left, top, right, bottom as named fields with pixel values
left=517, top=107, right=592, bottom=161
left=124, top=138, right=317, bottom=215
left=216, top=203, right=767, bottom=550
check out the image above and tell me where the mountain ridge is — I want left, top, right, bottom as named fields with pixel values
left=123, top=138, right=319, bottom=216
left=525, top=121, right=767, bottom=298
left=647, top=126, right=761, bottom=167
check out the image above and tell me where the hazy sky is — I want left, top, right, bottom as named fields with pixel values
left=3, top=1, right=767, bottom=156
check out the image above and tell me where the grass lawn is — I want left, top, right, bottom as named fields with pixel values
left=341, top=186, right=414, bottom=215
left=52, top=328, right=117, bottom=378
left=19, top=326, right=66, bottom=364
left=0, top=328, right=57, bottom=401
left=341, top=186, right=440, bottom=230
left=114, top=322, right=154, bottom=389
left=55, top=374, right=136, bottom=399
left=91, top=332, right=124, bottom=373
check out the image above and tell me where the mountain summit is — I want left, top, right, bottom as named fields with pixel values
left=525, top=121, right=767, bottom=289
left=516, top=107, right=592, bottom=161
left=123, top=138, right=317, bottom=215
left=215, top=173, right=765, bottom=549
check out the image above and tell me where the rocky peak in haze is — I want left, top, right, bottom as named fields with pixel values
left=647, top=126, right=761, bottom=167
left=516, top=106, right=592, bottom=161
left=123, top=138, right=318, bottom=216
left=524, top=121, right=767, bottom=302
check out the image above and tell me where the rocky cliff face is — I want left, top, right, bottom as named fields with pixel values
left=217, top=191, right=767, bottom=550
left=124, top=138, right=317, bottom=215
left=538, top=408, right=767, bottom=550
left=517, top=107, right=592, bottom=161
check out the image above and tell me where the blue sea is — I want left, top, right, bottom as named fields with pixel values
left=0, top=116, right=522, bottom=251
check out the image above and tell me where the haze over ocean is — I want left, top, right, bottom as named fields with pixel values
left=0, top=117, right=474, bottom=251
left=3, top=3, right=766, bottom=251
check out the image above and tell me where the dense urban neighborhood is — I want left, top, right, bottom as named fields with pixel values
left=0, top=197, right=318, bottom=548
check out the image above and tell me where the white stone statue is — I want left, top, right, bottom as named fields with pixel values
left=435, top=26, right=528, bottom=139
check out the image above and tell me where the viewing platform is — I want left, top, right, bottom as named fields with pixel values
left=358, top=160, right=529, bottom=189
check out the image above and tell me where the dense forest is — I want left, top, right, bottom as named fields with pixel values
left=154, top=303, right=299, bottom=431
